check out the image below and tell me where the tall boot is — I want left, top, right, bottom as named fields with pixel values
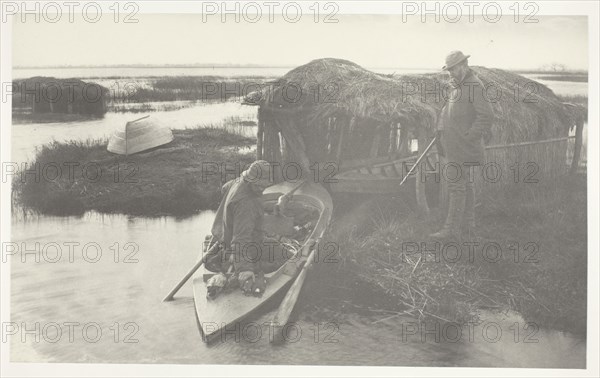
left=430, top=189, right=465, bottom=241
left=462, top=180, right=478, bottom=239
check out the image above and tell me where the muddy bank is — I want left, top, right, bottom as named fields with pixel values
left=328, top=172, right=587, bottom=336
left=13, top=127, right=256, bottom=217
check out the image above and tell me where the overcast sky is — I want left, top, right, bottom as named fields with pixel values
left=13, top=14, right=588, bottom=70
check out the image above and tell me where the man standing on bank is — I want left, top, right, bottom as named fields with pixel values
left=430, top=51, right=494, bottom=241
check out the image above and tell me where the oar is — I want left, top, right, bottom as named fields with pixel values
left=270, top=240, right=317, bottom=342
left=162, top=239, right=220, bottom=302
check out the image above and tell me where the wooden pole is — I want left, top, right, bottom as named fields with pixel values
left=335, top=117, right=347, bottom=162
left=389, top=122, right=398, bottom=154
left=263, top=123, right=271, bottom=162
left=399, top=124, right=409, bottom=156
left=485, top=137, right=571, bottom=150
left=272, top=130, right=282, bottom=182
left=162, top=240, right=220, bottom=302
left=280, top=132, right=289, bottom=163
left=257, top=110, right=264, bottom=160
left=570, top=118, right=584, bottom=174
left=326, top=117, right=333, bottom=157
left=277, top=118, right=310, bottom=172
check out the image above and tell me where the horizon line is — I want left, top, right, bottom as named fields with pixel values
left=12, top=63, right=588, bottom=73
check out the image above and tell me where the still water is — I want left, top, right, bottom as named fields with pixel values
left=9, top=211, right=586, bottom=367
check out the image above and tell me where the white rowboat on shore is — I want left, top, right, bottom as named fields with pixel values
left=107, top=115, right=174, bottom=155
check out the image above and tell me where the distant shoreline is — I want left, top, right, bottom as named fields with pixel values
left=14, top=64, right=588, bottom=74
left=13, top=63, right=302, bottom=70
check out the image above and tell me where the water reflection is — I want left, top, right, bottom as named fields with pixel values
left=9, top=211, right=585, bottom=367
left=8, top=72, right=587, bottom=366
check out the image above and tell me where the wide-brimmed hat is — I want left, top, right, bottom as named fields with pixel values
left=241, top=160, right=273, bottom=184
left=442, top=51, right=470, bottom=70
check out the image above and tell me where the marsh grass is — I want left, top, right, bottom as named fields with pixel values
left=13, top=126, right=256, bottom=217
left=337, top=173, right=587, bottom=335
left=118, top=76, right=270, bottom=104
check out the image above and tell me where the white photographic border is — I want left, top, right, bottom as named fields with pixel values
left=1, top=1, right=598, bottom=377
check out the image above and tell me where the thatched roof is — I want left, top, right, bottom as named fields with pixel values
left=253, top=58, right=576, bottom=144
left=14, top=76, right=109, bottom=94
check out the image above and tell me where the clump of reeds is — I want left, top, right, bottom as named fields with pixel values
left=13, top=127, right=256, bottom=217
left=338, top=173, right=587, bottom=335
left=119, top=76, right=271, bottom=104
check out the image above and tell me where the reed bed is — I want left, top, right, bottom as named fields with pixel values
left=121, top=76, right=271, bottom=103
left=13, top=126, right=256, bottom=217
left=481, top=137, right=570, bottom=188
left=336, top=171, right=587, bottom=335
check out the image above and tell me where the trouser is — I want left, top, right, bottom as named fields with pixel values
left=207, top=240, right=289, bottom=274
left=444, top=164, right=477, bottom=233
left=205, top=244, right=258, bottom=273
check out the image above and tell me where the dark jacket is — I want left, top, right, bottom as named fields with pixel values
left=211, top=179, right=264, bottom=272
left=439, top=69, right=493, bottom=165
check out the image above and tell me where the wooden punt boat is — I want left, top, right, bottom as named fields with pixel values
left=192, top=180, right=333, bottom=343
left=107, top=115, right=174, bottom=155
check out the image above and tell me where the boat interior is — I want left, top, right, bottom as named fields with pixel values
left=203, top=183, right=322, bottom=278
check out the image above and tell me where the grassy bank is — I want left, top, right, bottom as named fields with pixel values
left=332, top=173, right=587, bottom=336
left=13, top=127, right=256, bottom=217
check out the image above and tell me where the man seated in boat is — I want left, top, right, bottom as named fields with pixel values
left=206, top=160, right=275, bottom=298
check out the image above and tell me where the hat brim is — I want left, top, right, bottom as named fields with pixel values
left=442, top=55, right=470, bottom=70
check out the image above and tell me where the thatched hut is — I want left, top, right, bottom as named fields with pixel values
left=247, top=58, right=584, bottom=208
left=12, top=77, right=108, bottom=117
